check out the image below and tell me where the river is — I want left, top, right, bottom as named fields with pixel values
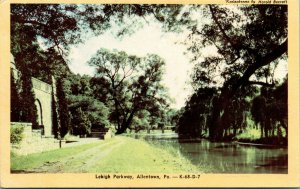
left=133, top=132, right=287, bottom=173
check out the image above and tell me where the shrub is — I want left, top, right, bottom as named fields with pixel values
left=236, top=128, right=261, bottom=141
left=63, top=133, right=79, bottom=142
left=11, top=125, right=24, bottom=144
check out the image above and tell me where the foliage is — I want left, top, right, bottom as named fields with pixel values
left=11, top=4, right=288, bottom=143
left=71, top=107, right=91, bottom=136
left=11, top=125, right=24, bottom=144
left=10, top=4, right=188, bottom=136
left=18, top=71, right=39, bottom=129
left=187, top=5, right=287, bottom=89
left=63, top=133, right=79, bottom=142
left=11, top=4, right=190, bottom=57
left=178, top=5, right=287, bottom=140
left=65, top=74, right=110, bottom=134
left=236, top=128, right=261, bottom=141
left=131, top=110, right=151, bottom=132
left=89, top=48, right=168, bottom=134
left=11, top=4, right=82, bottom=56
left=251, top=78, right=287, bottom=138
left=177, top=87, right=217, bottom=138
left=251, top=96, right=266, bottom=128
left=56, top=78, right=72, bottom=137
left=11, top=28, right=71, bottom=83
left=11, top=70, right=21, bottom=122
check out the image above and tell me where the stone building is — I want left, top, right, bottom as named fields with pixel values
left=11, top=54, right=54, bottom=137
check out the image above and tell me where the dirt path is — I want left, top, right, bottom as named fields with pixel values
left=29, top=137, right=125, bottom=173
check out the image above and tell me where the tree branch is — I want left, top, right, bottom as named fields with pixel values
left=246, top=81, right=274, bottom=87
left=232, top=39, right=287, bottom=93
left=209, top=5, right=257, bottom=58
left=209, top=5, right=239, bottom=54
left=14, top=17, right=66, bottom=58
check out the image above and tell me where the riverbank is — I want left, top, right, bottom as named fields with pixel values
left=236, top=137, right=287, bottom=147
left=11, top=136, right=199, bottom=173
left=177, top=134, right=287, bottom=147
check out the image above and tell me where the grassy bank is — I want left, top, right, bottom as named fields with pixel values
left=11, top=136, right=199, bottom=173
left=89, top=136, right=198, bottom=173
left=236, top=128, right=287, bottom=147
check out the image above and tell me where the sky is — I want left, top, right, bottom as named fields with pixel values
left=67, top=15, right=288, bottom=110
left=67, top=22, right=193, bottom=110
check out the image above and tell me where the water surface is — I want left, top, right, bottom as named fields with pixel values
left=133, top=132, right=287, bottom=173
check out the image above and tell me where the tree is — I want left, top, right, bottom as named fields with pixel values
left=11, top=4, right=189, bottom=57
left=251, top=96, right=267, bottom=138
left=18, top=71, right=39, bottom=129
left=71, top=108, right=91, bottom=136
left=177, top=87, right=217, bottom=138
left=184, top=5, right=287, bottom=140
left=271, top=78, right=288, bottom=137
left=89, top=48, right=167, bottom=134
left=10, top=4, right=193, bottom=136
left=56, top=78, right=72, bottom=137
left=251, top=78, right=288, bottom=139
left=131, top=110, right=151, bottom=133
left=10, top=70, right=21, bottom=122
left=63, top=73, right=111, bottom=134
left=11, top=4, right=83, bottom=56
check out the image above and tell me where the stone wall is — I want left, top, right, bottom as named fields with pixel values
left=11, top=53, right=54, bottom=137
left=11, top=122, right=59, bottom=155
left=32, top=78, right=53, bottom=136
left=11, top=122, right=107, bottom=156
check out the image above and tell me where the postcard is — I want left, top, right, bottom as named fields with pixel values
left=0, top=0, right=299, bottom=187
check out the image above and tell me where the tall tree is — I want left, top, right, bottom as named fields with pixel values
left=177, top=87, right=216, bottom=138
left=184, top=5, right=287, bottom=140
left=18, top=71, right=39, bottom=129
left=56, top=78, right=71, bottom=137
left=10, top=70, right=20, bottom=122
left=251, top=78, right=288, bottom=139
left=89, top=48, right=167, bottom=134
left=65, top=74, right=110, bottom=134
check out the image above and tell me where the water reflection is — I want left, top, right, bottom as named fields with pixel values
left=133, top=133, right=287, bottom=173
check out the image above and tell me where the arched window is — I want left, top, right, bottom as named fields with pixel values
left=35, top=99, right=43, bottom=126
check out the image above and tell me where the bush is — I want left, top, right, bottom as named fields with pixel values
left=63, top=133, right=79, bottom=142
left=11, top=125, right=24, bottom=144
left=236, top=128, right=261, bottom=141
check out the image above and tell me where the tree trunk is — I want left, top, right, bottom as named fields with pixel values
left=115, top=109, right=136, bottom=134
left=260, top=122, right=264, bottom=138
left=209, top=88, right=232, bottom=141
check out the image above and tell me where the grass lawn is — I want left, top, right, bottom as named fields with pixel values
left=11, top=141, right=104, bottom=172
left=11, top=136, right=199, bottom=173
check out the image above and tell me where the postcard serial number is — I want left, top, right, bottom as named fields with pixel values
left=178, top=174, right=201, bottom=179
